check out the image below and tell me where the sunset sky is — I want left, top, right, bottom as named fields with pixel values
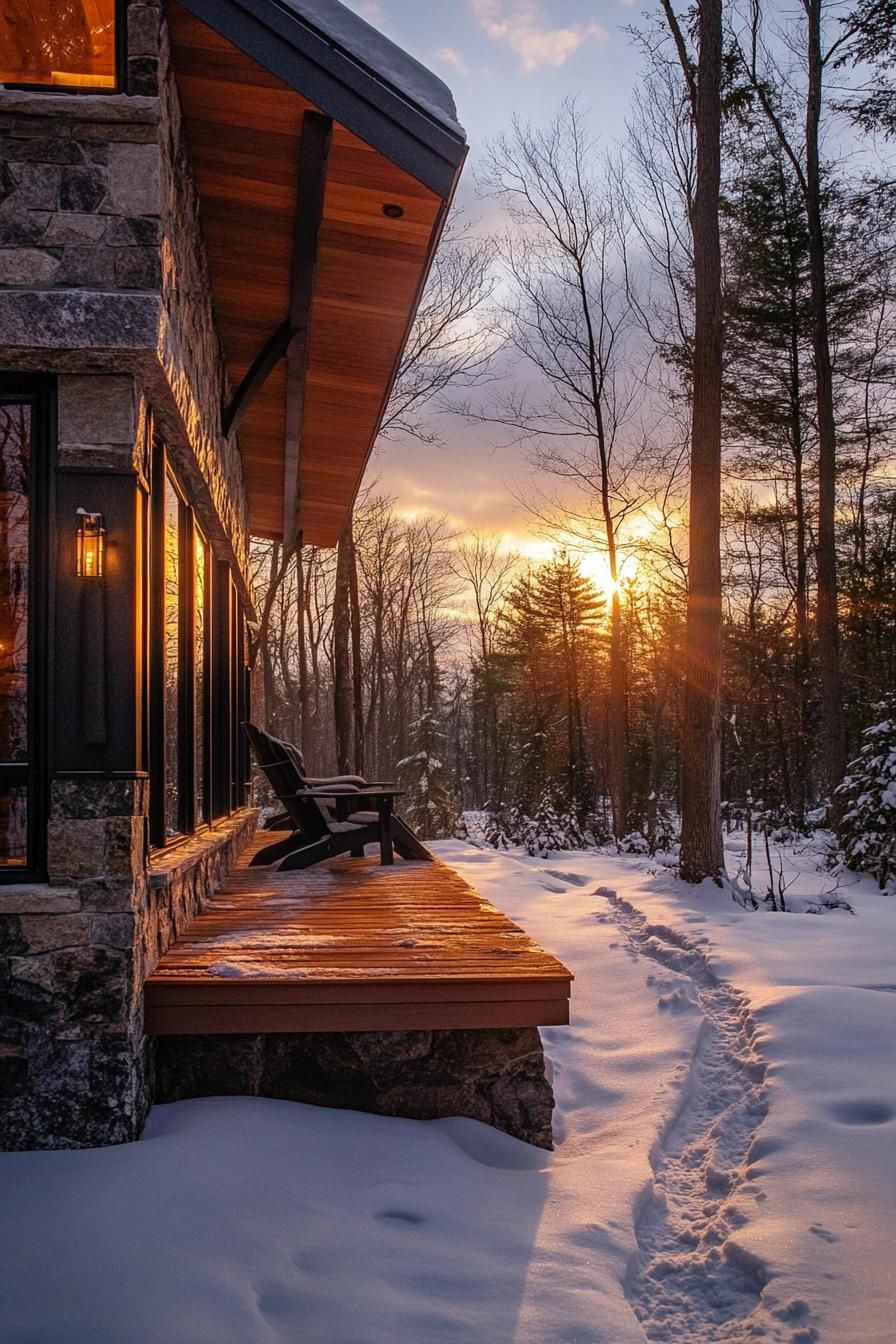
left=344, top=1, right=646, bottom=560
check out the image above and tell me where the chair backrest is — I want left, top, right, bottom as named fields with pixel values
left=243, top=722, right=330, bottom=842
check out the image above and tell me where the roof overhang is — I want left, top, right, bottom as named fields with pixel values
left=166, top=0, right=467, bottom=546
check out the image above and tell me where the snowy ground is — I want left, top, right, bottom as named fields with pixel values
left=1, top=832, right=893, bottom=1343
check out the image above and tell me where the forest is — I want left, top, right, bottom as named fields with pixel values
left=249, top=0, right=896, bottom=886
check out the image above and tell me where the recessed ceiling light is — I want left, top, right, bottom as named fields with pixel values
left=382, top=203, right=404, bottom=219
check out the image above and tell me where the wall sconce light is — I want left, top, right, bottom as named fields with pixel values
left=75, top=508, right=106, bottom=578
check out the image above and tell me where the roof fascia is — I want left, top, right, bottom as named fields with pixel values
left=171, top=0, right=467, bottom=199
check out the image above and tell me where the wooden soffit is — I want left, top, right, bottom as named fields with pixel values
left=166, top=1, right=466, bottom=546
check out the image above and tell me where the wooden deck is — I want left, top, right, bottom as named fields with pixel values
left=145, top=832, right=572, bottom=1034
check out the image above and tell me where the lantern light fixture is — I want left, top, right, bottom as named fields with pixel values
left=75, top=508, right=106, bottom=578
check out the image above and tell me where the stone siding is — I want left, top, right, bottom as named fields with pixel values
left=0, top=0, right=251, bottom=598
left=154, top=1026, right=555, bottom=1149
left=0, top=800, right=258, bottom=1150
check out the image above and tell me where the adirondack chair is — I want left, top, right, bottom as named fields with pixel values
left=243, top=722, right=432, bottom=871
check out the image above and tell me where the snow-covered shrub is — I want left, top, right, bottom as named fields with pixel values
left=620, top=831, right=650, bottom=854
left=482, top=789, right=596, bottom=855
left=519, top=790, right=591, bottom=856
left=836, top=699, right=896, bottom=891
left=396, top=709, right=457, bottom=840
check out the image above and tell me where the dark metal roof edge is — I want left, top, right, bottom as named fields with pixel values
left=171, top=0, right=467, bottom=199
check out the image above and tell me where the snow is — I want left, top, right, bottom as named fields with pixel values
left=281, top=0, right=465, bottom=136
left=1, top=833, right=893, bottom=1342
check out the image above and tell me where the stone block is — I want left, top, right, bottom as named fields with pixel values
left=47, top=818, right=107, bottom=882
left=0, top=135, right=84, bottom=165
left=9, top=163, right=60, bottom=210
left=127, top=5, right=163, bottom=57
left=9, top=945, right=133, bottom=1025
left=102, top=817, right=146, bottom=877
left=0, top=91, right=158, bottom=124
left=0, top=887, right=80, bottom=914
left=59, top=164, right=107, bottom=214
left=0, top=287, right=161, bottom=351
left=90, top=914, right=136, bottom=951
left=0, top=1028, right=147, bottom=1150
left=0, top=204, right=50, bottom=246
left=72, top=122, right=159, bottom=145
left=0, top=915, right=28, bottom=956
left=42, top=212, right=107, bottom=245
left=56, top=244, right=116, bottom=288
left=0, top=162, right=13, bottom=206
left=57, top=374, right=136, bottom=449
left=77, top=876, right=141, bottom=913
left=19, top=914, right=92, bottom=953
left=106, top=143, right=160, bottom=217
left=127, top=58, right=160, bottom=98
left=115, top=245, right=161, bottom=290
left=105, top=215, right=161, bottom=246
left=0, top=248, right=60, bottom=286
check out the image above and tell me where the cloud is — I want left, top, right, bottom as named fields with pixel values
left=468, top=0, right=608, bottom=70
left=434, top=46, right=470, bottom=75
left=352, top=1, right=387, bottom=24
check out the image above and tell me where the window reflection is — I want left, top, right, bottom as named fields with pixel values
left=164, top=474, right=180, bottom=838
left=195, top=529, right=207, bottom=826
left=0, top=0, right=118, bottom=89
left=0, top=399, right=29, bottom=868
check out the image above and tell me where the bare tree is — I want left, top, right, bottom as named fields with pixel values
left=450, top=532, right=517, bottom=801
left=477, top=100, right=643, bottom=838
left=736, top=0, right=851, bottom=810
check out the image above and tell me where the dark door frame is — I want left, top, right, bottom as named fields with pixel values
left=0, top=372, right=53, bottom=883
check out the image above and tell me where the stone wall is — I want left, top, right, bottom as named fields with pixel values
left=0, top=799, right=258, bottom=1150
left=154, top=1025, right=555, bottom=1149
left=0, top=0, right=251, bottom=597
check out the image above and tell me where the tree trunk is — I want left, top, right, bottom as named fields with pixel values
left=608, top=590, right=627, bottom=838
left=296, top=541, right=308, bottom=753
left=333, top=522, right=354, bottom=775
left=679, top=0, right=725, bottom=883
left=346, top=518, right=365, bottom=775
left=804, top=0, right=846, bottom=814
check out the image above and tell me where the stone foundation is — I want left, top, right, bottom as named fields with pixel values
left=0, top=807, right=258, bottom=1150
left=153, top=1026, right=555, bottom=1149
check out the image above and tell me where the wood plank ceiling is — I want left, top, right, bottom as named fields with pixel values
left=167, top=2, right=444, bottom=545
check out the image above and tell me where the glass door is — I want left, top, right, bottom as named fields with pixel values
left=0, top=383, right=45, bottom=877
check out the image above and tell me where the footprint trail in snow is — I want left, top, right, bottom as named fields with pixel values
left=589, top=883, right=817, bottom=1344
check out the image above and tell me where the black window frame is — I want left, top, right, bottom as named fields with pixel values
left=149, top=442, right=195, bottom=849
left=0, top=0, right=128, bottom=96
left=0, top=374, right=51, bottom=884
left=148, top=439, right=249, bottom=852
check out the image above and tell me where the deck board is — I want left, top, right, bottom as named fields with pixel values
left=145, top=833, right=572, bottom=1033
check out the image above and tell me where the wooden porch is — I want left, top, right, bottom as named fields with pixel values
left=145, top=832, right=572, bottom=1034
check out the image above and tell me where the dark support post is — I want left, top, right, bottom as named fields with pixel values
left=219, top=109, right=332, bottom=549
left=282, top=110, right=331, bottom=546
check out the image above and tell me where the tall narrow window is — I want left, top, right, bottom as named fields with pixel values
left=163, top=473, right=181, bottom=839
left=0, top=0, right=119, bottom=90
left=0, top=399, right=30, bottom=866
left=194, top=528, right=208, bottom=826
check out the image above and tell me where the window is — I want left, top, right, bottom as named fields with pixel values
left=163, top=473, right=181, bottom=839
left=0, top=0, right=120, bottom=90
left=148, top=440, right=249, bottom=850
left=0, top=381, right=46, bottom=879
left=194, top=527, right=208, bottom=827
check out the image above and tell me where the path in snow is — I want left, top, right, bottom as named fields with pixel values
left=595, top=887, right=810, bottom=1344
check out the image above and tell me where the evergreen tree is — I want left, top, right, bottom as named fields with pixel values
left=837, top=696, right=896, bottom=890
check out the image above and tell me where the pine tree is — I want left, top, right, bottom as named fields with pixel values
left=836, top=696, right=896, bottom=890
left=396, top=707, right=456, bottom=841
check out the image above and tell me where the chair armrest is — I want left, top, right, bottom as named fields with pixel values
left=307, top=775, right=368, bottom=788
